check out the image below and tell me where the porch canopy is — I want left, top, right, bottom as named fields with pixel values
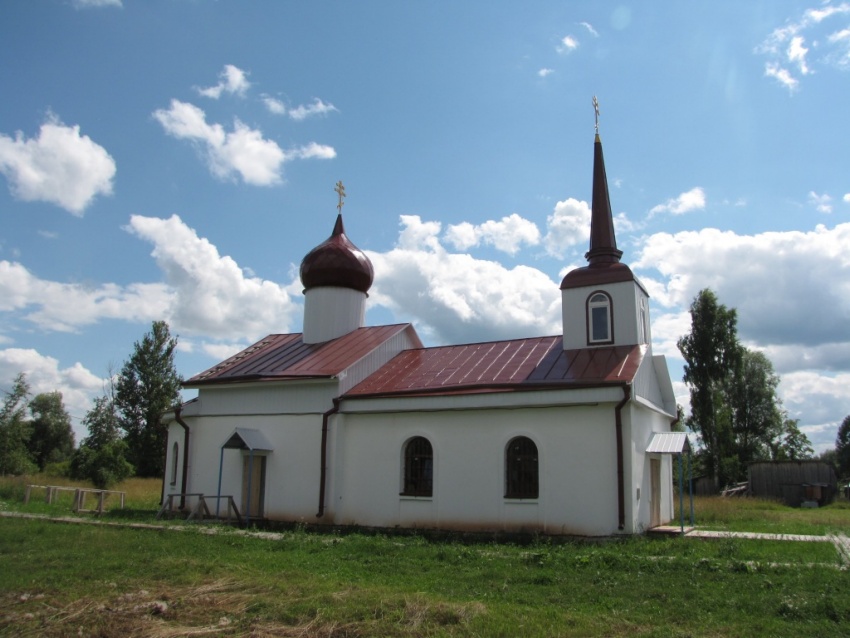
left=217, top=428, right=274, bottom=521
left=646, top=432, right=693, bottom=534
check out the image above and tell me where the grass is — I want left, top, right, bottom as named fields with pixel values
left=1, top=477, right=850, bottom=636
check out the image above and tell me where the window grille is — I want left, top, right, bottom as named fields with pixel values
left=505, top=436, right=538, bottom=498
left=402, top=437, right=433, bottom=497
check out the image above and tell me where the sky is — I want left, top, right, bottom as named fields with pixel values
left=1, top=1, right=848, bottom=454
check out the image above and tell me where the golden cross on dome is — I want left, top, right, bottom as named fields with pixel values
left=335, top=180, right=346, bottom=214
left=592, top=95, right=600, bottom=134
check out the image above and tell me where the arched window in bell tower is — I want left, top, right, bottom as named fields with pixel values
left=587, top=291, right=613, bottom=344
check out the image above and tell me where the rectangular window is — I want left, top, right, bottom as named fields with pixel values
left=591, top=306, right=610, bottom=341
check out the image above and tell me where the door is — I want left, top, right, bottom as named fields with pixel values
left=241, top=454, right=266, bottom=520
left=650, top=458, right=661, bottom=528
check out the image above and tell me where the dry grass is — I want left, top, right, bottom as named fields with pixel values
left=2, top=579, right=486, bottom=637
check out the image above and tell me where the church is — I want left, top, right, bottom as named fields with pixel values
left=162, top=120, right=678, bottom=536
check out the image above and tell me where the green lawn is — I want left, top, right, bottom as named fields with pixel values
left=1, top=477, right=849, bottom=636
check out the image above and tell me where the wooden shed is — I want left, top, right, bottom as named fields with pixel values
left=748, top=461, right=837, bottom=507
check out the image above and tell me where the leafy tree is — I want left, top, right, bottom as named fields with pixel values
left=836, top=415, right=850, bottom=478
left=0, top=373, right=36, bottom=475
left=115, top=321, right=182, bottom=477
left=70, top=391, right=134, bottom=489
left=730, top=349, right=784, bottom=468
left=28, top=391, right=75, bottom=470
left=770, top=417, right=814, bottom=461
left=678, top=289, right=742, bottom=488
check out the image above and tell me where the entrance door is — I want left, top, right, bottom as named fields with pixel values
left=650, top=458, right=661, bottom=528
left=241, top=455, right=266, bottom=520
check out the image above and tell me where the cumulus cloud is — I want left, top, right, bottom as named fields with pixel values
left=0, top=260, right=172, bottom=331
left=648, top=187, right=706, bottom=217
left=634, top=223, right=850, bottom=350
left=125, top=214, right=300, bottom=341
left=153, top=100, right=333, bottom=185
left=538, top=68, right=555, bottom=78
left=0, top=348, right=105, bottom=442
left=287, top=98, right=338, bottom=121
left=367, top=215, right=561, bottom=345
left=196, top=64, right=251, bottom=99
left=758, top=3, right=850, bottom=90
left=262, top=95, right=287, bottom=115
left=0, top=117, right=116, bottom=214
left=557, top=35, right=579, bottom=53
left=543, top=197, right=591, bottom=257
left=444, top=214, right=541, bottom=256
left=809, top=191, right=833, bottom=213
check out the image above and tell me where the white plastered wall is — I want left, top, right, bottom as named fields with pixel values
left=333, top=395, right=624, bottom=537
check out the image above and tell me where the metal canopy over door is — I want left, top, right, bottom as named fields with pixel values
left=217, top=428, right=273, bottom=523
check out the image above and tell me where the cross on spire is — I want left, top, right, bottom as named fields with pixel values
left=335, top=180, right=346, bottom=214
left=592, top=95, right=600, bottom=134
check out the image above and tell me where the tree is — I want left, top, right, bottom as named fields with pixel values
left=71, top=391, right=134, bottom=489
left=836, top=415, right=850, bottom=478
left=0, top=373, right=36, bottom=475
left=678, top=289, right=742, bottom=488
left=28, top=391, right=75, bottom=470
left=729, top=349, right=784, bottom=470
left=115, top=321, right=182, bottom=477
left=770, top=418, right=814, bottom=461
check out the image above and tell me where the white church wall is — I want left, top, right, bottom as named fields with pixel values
left=625, top=402, right=676, bottom=532
left=334, top=402, right=622, bottom=536
left=194, top=380, right=336, bottom=415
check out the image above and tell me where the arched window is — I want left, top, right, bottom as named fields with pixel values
left=402, top=437, right=433, bottom=497
left=505, top=436, right=538, bottom=499
left=587, top=291, right=613, bottom=344
left=170, top=441, right=179, bottom=486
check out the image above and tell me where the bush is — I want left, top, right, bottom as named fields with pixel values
left=70, top=441, right=135, bottom=489
left=44, top=461, right=71, bottom=478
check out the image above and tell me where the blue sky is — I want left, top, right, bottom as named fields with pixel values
left=1, top=1, right=848, bottom=453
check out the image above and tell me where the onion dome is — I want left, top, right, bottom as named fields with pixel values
left=300, top=214, right=374, bottom=293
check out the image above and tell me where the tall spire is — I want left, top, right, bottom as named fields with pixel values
left=585, top=97, right=623, bottom=265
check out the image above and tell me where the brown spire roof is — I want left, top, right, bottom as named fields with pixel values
left=561, top=132, right=638, bottom=291
left=586, top=134, right=623, bottom=265
left=300, top=214, right=374, bottom=293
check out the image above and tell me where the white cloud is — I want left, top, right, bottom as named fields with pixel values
left=153, top=100, right=285, bottom=185
left=0, top=349, right=105, bottom=442
left=367, top=215, right=560, bottom=344
left=579, top=22, right=599, bottom=37
left=72, top=0, right=121, bottom=7
left=764, top=62, right=799, bottom=91
left=844, top=193, right=850, bottom=203
left=648, top=187, right=706, bottom=217
left=0, top=260, right=172, bottom=331
left=758, top=3, right=850, bottom=90
left=0, top=117, right=116, bottom=215
left=808, top=191, right=833, bottom=213
left=543, top=197, right=591, bottom=257
left=634, top=223, right=850, bottom=350
left=287, top=98, right=338, bottom=121
left=557, top=35, right=579, bottom=53
left=196, top=64, right=251, bottom=99
left=153, top=100, right=335, bottom=185
left=125, top=214, right=300, bottom=341
left=444, top=214, right=540, bottom=256
left=538, top=68, right=555, bottom=78
left=262, top=95, right=287, bottom=115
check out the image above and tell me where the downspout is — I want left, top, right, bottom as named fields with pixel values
left=174, top=405, right=191, bottom=510
left=316, top=397, right=341, bottom=518
left=614, top=384, right=631, bottom=531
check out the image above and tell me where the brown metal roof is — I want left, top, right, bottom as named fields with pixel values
left=185, top=324, right=415, bottom=386
left=525, top=344, right=644, bottom=384
left=345, top=338, right=644, bottom=398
